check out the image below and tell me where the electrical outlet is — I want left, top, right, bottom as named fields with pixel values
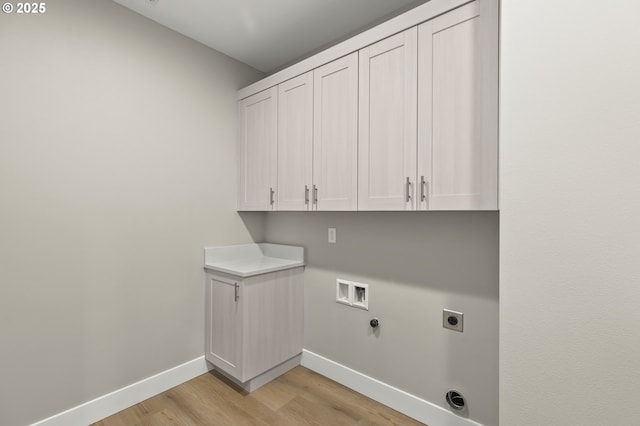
left=443, top=309, right=463, bottom=332
left=328, top=228, right=337, bottom=243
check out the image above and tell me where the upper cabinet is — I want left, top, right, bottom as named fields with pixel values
left=312, top=53, right=359, bottom=211
left=418, top=1, right=498, bottom=210
left=237, top=0, right=498, bottom=212
left=238, top=87, right=277, bottom=211
left=277, top=72, right=314, bottom=211
left=358, top=28, right=418, bottom=211
left=275, top=55, right=358, bottom=212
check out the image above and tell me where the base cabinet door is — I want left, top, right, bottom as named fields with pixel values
left=205, top=275, right=242, bottom=379
left=417, top=1, right=499, bottom=210
left=205, top=268, right=304, bottom=384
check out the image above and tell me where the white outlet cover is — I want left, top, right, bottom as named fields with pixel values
left=328, top=228, right=337, bottom=243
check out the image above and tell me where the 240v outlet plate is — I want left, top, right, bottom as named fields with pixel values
left=443, top=309, right=464, bottom=332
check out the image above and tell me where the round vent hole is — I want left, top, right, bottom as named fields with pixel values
left=446, top=390, right=466, bottom=410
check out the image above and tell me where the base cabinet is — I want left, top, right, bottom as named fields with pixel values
left=205, top=267, right=304, bottom=386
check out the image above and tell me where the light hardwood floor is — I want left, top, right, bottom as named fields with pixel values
left=92, top=366, right=426, bottom=425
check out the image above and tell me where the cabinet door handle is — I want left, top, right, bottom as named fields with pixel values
left=305, top=185, right=310, bottom=206
left=234, top=283, right=239, bottom=302
left=421, top=177, right=429, bottom=209
left=406, top=177, right=412, bottom=202
left=313, top=185, right=318, bottom=206
left=269, top=187, right=275, bottom=206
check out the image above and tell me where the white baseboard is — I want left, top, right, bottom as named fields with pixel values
left=301, top=349, right=483, bottom=426
left=31, top=351, right=483, bottom=426
left=31, top=356, right=210, bottom=426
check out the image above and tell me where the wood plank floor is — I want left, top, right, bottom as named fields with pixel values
left=92, top=366, right=426, bottom=425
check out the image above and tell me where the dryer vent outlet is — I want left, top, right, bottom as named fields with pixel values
left=446, top=390, right=466, bottom=411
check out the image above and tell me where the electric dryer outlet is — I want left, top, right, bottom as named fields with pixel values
left=443, top=309, right=464, bottom=332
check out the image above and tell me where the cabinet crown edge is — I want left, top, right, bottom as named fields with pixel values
left=237, top=0, right=490, bottom=100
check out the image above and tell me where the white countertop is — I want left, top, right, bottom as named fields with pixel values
left=204, top=243, right=304, bottom=277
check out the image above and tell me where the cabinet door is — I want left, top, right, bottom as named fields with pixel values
left=359, top=28, right=417, bottom=210
left=418, top=1, right=498, bottom=210
left=277, top=72, right=314, bottom=211
left=205, top=275, right=242, bottom=379
left=238, top=87, right=278, bottom=211
left=313, top=53, right=358, bottom=211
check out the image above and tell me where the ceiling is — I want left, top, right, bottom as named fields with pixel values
left=111, top=0, right=427, bottom=73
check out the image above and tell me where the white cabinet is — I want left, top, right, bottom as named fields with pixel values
left=417, top=1, right=498, bottom=210
left=205, top=268, right=304, bottom=388
left=238, top=87, right=278, bottom=211
left=278, top=54, right=358, bottom=212
left=205, top=275, right=242, bottom=379
left=358, top=1, right=498, bottom=212
left=358, top=28, right=418, bottom=210
left=312, top=53, right=359, bottom=211
left=237, top=0, right=498, bottom=212
left=277, top=72, right=314, bottom=211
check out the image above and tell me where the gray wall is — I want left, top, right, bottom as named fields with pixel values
left=0, top=1, right=262, bottom=425
left=263, top=212, right=499, bottom=426
left=500, top=1, right=640, bottom=425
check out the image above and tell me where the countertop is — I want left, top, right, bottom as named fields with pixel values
left=204, top=243, right=304, bottom=278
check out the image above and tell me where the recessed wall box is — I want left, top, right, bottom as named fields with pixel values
left=336, top=279, right=352, bottom=306
left=336, top=279, right=369, bottom=310
left=352, top=282, right=369, bottom=310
